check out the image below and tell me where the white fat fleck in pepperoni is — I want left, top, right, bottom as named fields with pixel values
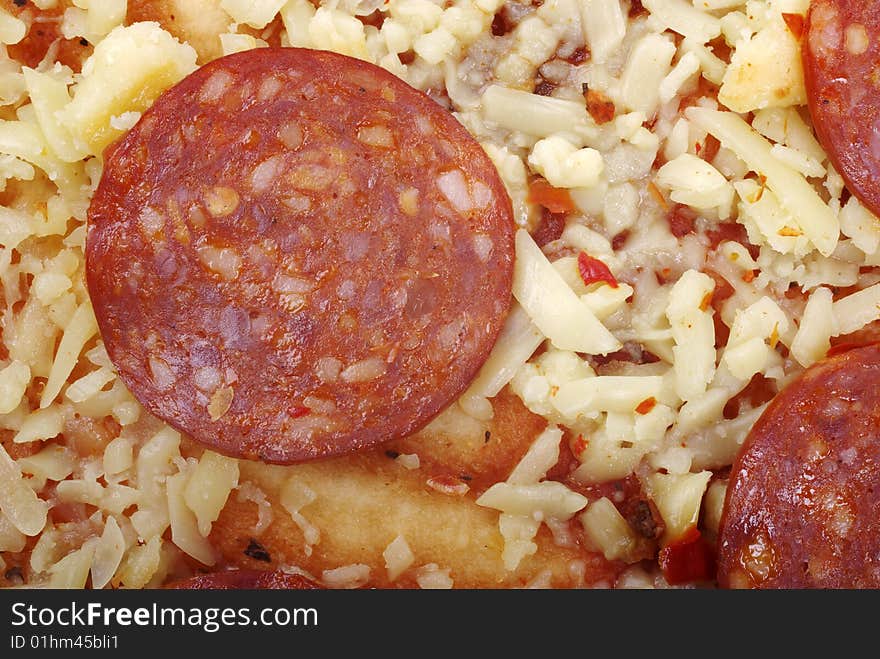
left=387, top=285, right=408, bottom=311
left=436, top=316, right=467, bottom=353
left=398, top=187, right=419, bottom=216
left=839, top=446, right=858, bottom=466
left=193, top=366, right=222, bottom=392
left=207, top=385, right=234, bottom=421
left=250, top=313, right=272, bottom=338
left=437, top=169, right=474, bottom=213
left=336, top=173, right=356, bottom=197
left=138, top=206, right=163, bottom=236
left=471, top=181, right=492, bottom=208
left=188, top=204, right=207, bottom=229
left=414, top=115, right=434, bottom=136
left=154, top=247, right=178, bottom=278
left=472, top=233, right=494, bottom=263
left=357, top=125, right=395, bottom=148
left=258, top=75, right=283, bottom=103
left=845, top=22, right=869, bottom=55
left=250, top=155, right=284, bottom=194
left=204, top=186, right=240, bottom=217
left=200, top=69, right=234, bottom=103
left=380, top=86, right=396, bottom=102
left=428, top=220, right=451, bottom=246
left=303, top=395, right=337, bottom=415
left=288, top=164, right=334, bottom=191
left=219, top=307, right=252, bottom=349
left=300, top=82, right=318, bottom=101
left=245, top=244, right=273, bottom=276
left=341, top=231, right=371, bottom=261
left=196, top=245, right=242, bottom=281
left=282, top=193, right=312, bottom=213
left=277, top=121, right=304, bottom=150
left=148, top=356, right=175, bottom=391
left=340, top=357, right=386, bottom=383
left=277, top=293, right=306, bottom=313
left=336, top=280, right=357, bottom=300
left=808, top=2, right=842, bottom=63
left=315, top=356, right=343, bottom=383
left=818, top=488, right=854, bottom=538
left=272, top=272, right=313, bottom=294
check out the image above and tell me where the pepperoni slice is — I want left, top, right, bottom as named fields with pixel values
left=86, top=48, right=515, bottom=464
left=167, top=569, right=321, bottom=590
left=803, top=1, right=880, bottom=215
left=718, top=344, right=880, bottom=588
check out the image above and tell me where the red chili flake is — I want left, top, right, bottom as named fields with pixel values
left=659, top=527, right=716, bottom=585
left=754, top=174, right=768, bottom=202
left=289, top=406, right=310, bottom=418
left=768, top=324, right=780, bottom=350
left=357, top=9, right=385, bottom=28
left=527, top=178, right=576, bottom=214
left=699, top=291, right=713, bottom=312
left=666, top=204, right=697, bottom=238
left=628, top=0, right=647, bottom=18
left=491, top=8, right=515, bottom=36
left=533, top=78, right=556, bottom=97
left=566, top=46, right=589, bottom=65
left=533, top=207, right=567, bottom=247
left=701, top=134, right=721, bottom=162
left=584, top=87, right=616, bottom=125
left=705, top=222, right=750, bottom=251
left=742, top=270, right=756, bottom=283
left=572, top=434, right=589, bottom=455
left=635, top=397, right=657, bottom=415
left=578, top=252, right=619, bottom=288
left=781, top=12, right=804, bottom=39
left=611, top=230, right=630, bottom=251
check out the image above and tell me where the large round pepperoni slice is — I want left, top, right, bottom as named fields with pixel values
left=803, top=1, right=880, bottom=216
left=167, top=569, right=321, bottom=590
left=718, top=343, right=880, bottom=588
left=86, top=48, right=515, bottom=464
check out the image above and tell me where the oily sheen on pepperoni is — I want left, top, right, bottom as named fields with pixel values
left=86, top=48, right=515, bottom=464
left=167, top=569, right=321, bottom=590
left=803, top=1, right=880, bottom=217
left=718, top=344, right=880, bottom=588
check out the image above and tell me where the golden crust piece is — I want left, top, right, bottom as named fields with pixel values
left=126, top=0, right=285, bottom=63
left=126, top=0, right=230, bottom=62
left=2, top=0, right=93, bottom=71
left=208, top=391, right=621, bottom=589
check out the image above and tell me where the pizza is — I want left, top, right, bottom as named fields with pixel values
left=0, top=0, right=878, bottom=590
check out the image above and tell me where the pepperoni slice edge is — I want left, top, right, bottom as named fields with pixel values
left=718, top=343, right=880, bottom=588
left=803, top=0, right=880, bottom=216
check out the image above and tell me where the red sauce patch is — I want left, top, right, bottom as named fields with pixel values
left=532, top=207, right=567, bottom=247
left=584, top=87, right=616, bottom=125
left=659, top=528, right=716, bottom=585
left=782, top=12, right=804, bottom=39
left=527, top=178, right=576, bottom=214
left=666, top=204, right=697, bottom=238
left=635, top=397, right=657, bottom=415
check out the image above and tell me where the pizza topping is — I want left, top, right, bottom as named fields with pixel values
left=577, top=252, right=619, bottom=289
left=86, top=47, right=515, bottom=464
left=719, top=344, right=880, bottom=588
